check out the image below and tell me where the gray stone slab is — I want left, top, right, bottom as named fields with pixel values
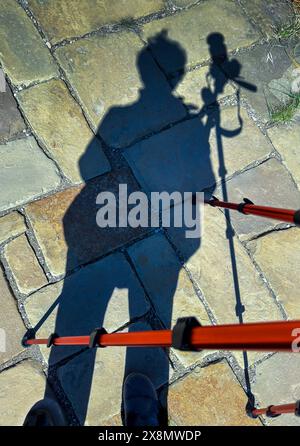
left=0, top=81, right=25, bottom=142
left=0, top=137, right=61, bottom=212
left=214, top=158, right=300, bottom=240
left=24, top=252, right=150, bottom=364
left=225, top=42, right=294, bottom=122
left=253, top=353, right=300, bottom=426
left=57, top=321, right=170, bottom=425
left=28, top=0, right=166, bottom=44
left=0, top=360, right=50, bottom=426
left=0, top=267, right=25, bottom=365
left=0, top=0, right=58, bottom=86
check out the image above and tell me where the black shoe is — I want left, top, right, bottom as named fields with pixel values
left=123, top=373, right=160, bottom=427
left=23, top=398, right=67, bottom=426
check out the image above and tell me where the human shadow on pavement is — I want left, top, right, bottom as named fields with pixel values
left=26, top=30, right=256, bottom=425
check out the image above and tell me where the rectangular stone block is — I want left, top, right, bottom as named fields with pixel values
left=28, top=0, right=166, bottom=44
left=252, top=353, right=300, bottom=426
left=0, top=360, right=50, bottom=426
left=55, top=31, right=186, bottom=148
left=247, top=227, right=300, bottom=319
left=0, top=0, right=58, bottom=86
left=268, top=123, right=300, bottom=189
left=0, top=137, right=61, bottom=212
left=17, top=80, right=110, bottom=184
left=142, top=0, right=260, bottom=75
left=125, top=107, right=273, bottom=196
left=4, top=234, right=47, bottom=295
left=214, top=158, right=300, bottom=240
left=25, top=169, right=149, bottom=277
left=167, top=361, right=261, bottom=425
left=0, top=268, right=25, bottom=365
left=0, top=212, right=26, bottom=244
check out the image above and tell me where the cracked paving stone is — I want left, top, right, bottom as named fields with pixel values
left=142, top=0, right=260, bottom=75
left=4, top=234, right=47, bottom=295
left=28, top=0, right=166, bottom=44
left=17, top=80, right=110, bottom=184
left=57, top=321, right=170, bottom=425
left=0, top=0, right=58, bottom=86
left=127, top=232, right=212, bottom=368
left=172, top=65, right=235, bottom=112
left=240, top=0, right=295, bottom=37
left=25, top=168, right=149, bottom=277
left=55, top=31, right=186, bottom=148
left=165, top=360, right=261, bottom=425
left=0, top=267, right=25, bottom=365
left=267, top=123, right=300, bottom=190
left=24, top=252, right=150, bottom=364
left=247, top=227, right=300, bottom=319
left=214, top=158, right=300, bottom=241
left=167, top=204, right=283, bottom=366
left=0, top=212, right=26, bottom=245
left=224, top=42, right=295, bottom=123
left=125, top=107, right=273, bottom=196
left=0, top=136, right=61, bottom=213
left=0, top=81, right=25, bottom=142
left=252, top=353, right=300, bottom=426
left=0, top=359, right=58, bottom=426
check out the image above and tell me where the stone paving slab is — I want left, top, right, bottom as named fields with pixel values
left=0, top=136, right=61, bottom=213
left=252, top=353, right=300, bottom=426
left=268, top=122, right=300, bottom=189
left=0, top=212, right=26, bottom=245
left=214, top=158, right=300, bottom=241
left=0, top=267, right=25, bottom=365
left=57, top=321, right=170, bottom=425
left=24, top=252, right=149, bottom=364
left=172, top=65, right=235, bottom=113
left=25, top=169, right=149, bottom=277
left=17, top=79, right=110, bottom=184
left=247, top=227, right=300, bottom=318
left=4, top=234, right=47, bottom=295
left=55, top=31, right=186, bottom=148
left=0, top=81, right=25, bottom=142
left=166, top=360, right=261, bottom=425
left=240, top=0, right=295, bottom=37
left=127, top=232, right=212, bottom=367
left=142, top=0, right=260, bottom=75
left=226, top=42, right=294, bottom=122
left=0, top=359, right=50, bottom=426
left=0, top=0, right=58, bottom=86
left=167, top=205, right=283, bottom=366
left=125, top=107, right=273, bottom=196
left=28, top=0, right=166, bottom=44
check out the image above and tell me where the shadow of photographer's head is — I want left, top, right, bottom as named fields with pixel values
left=138, top=29, right=187, bottom=90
